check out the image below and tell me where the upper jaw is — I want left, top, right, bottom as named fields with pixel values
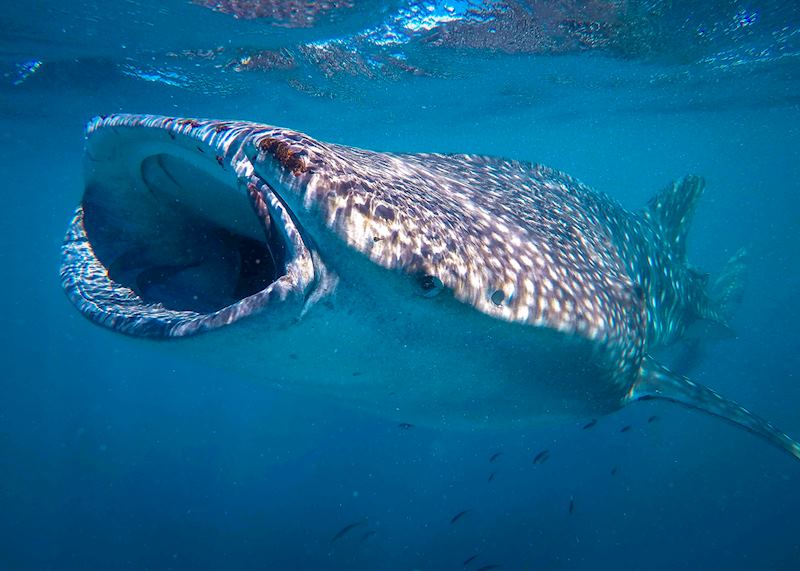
left=60, top=114, right=318, bottom=338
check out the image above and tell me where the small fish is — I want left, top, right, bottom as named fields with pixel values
left=489, top=451, right=503, bottom=462
left=359, top=530, right=376, bottom=543
left=648, top=415, right=659, bottom=423
left=569, top=496, right=575, bottom=514
left=620, top=425, right=632, bottom=433
left=533, top=450, right=550, bottom=464
left=450, top=510, right=471, bottom=524
left=488, top=471, right=496, bottom=482
left=611, top=466, right=619, bottom=476
left=331, top=520, right=366, bottom=542
left=582, top=419, right=597, bottom=430
left=463, top=554, right=480, bottom=566
left=398, top=422, right=414, bottom=430
left=475, top=565, right=501, bottom=571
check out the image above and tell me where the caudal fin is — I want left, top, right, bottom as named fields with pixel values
left=630, top=358, right=800, bottom=462
left=703, top=248, right=747, bottom=325
left=644, top=176, right=747, bottom=330
left=643, top=175, right=705, bottom=261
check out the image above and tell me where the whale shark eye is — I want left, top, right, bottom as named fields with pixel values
left=419, top=274, right=444, bottom=298
left=491, top=289, right=506, bottom=306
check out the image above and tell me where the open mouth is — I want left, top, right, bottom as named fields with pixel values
left=61, top=116, right=316, bottom=337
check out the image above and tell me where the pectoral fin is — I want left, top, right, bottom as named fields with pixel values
left=629, top=358, right=800, bottom=462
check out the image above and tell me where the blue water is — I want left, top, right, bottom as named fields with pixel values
left=2, top=1, right=799, bottom=569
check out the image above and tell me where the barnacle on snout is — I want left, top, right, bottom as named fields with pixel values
left=257, top=137, right=309, bottom=176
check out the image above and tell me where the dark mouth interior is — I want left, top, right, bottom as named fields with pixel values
left=82, top=153, right=286, bottom=313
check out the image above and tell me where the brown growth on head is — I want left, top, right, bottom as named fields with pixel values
left=257, top=137, right=309, bottom=175
left=177, top=119, right=200, bottom=128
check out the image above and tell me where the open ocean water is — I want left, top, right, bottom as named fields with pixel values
left=1, top=1, right=799, bottom=570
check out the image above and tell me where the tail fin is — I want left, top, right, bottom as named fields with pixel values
left=644, top=176, right=747, bottom=329
left=643, top=175, right=705, bottom=261
left=630, top=358, right=800, bottom=462
left=704, top=248, right=747, bottom=324
left=686, top=247, right=747, bottom=333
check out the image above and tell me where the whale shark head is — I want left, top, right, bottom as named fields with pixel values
left=62, top=116, right=322, bottom=337
left=61, top=114, right=800, bottom=461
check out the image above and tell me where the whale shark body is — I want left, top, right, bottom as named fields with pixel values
left=61, top=114, right=799, bottom=461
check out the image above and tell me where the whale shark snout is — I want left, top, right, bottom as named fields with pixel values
left=61, top=116, right=320, bottom=337
left=61, top=114, right=800, bottom=462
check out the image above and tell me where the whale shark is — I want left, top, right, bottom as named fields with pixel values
left=61, top=114, right=799, bottom=461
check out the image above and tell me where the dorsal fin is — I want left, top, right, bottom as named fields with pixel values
left=643, top=175, right=705, bottom=260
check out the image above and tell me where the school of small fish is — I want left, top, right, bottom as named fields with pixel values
left=329, top=414, right=657, bottom=566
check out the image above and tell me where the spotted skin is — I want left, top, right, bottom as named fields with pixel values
left=61, top=114, right=800, bottom=461
left=252, top=127, right=650, bottom=391
left=249, top=125, right=723, bottom=386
